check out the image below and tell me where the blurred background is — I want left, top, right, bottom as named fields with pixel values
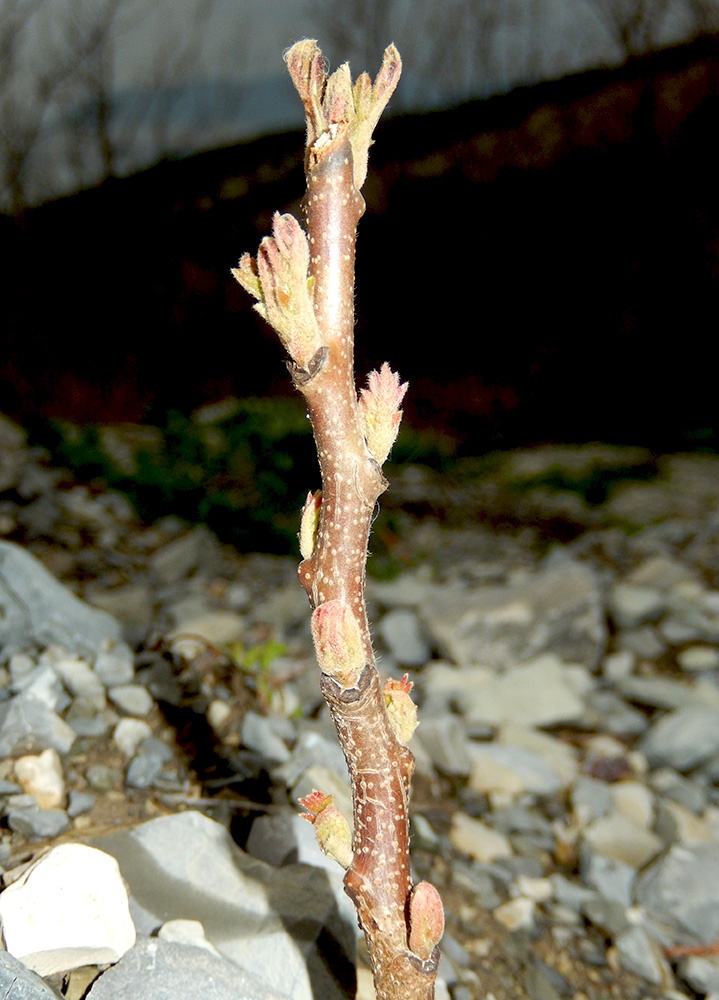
left=2, top=0, right=718, bottom=549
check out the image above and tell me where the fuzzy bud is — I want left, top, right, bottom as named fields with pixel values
left=299, top=490, right=322, bottom=560
left=384, top=673, right=419, bottom=746
left=358, top=363, right=408, bottom=465
left=299, top=789, right=353, bottom=870
left=284, top=39, right=402, bottom=193
left=231, top=212, right=320, bottom=368
left=408, top=881, right=444, bottom=960
left=311, top=600, right=365, bottom=687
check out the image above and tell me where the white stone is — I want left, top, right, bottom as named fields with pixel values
left=47, top=652, right=106, bottom=711
left=449, top=813, right=512, bottom=863
left=108, top=684, right=153, bottom=717
left=113, top=718, right=153, bottom=757
left=610, top=781, right=654, bottom=830
left=158, top=919, right=221, bottom=957
left=677, top=645, right=719, bottom=672
left=463, top=655, right=588, bottom=728
left=499, top=723, right=579, bottom=787
left=582, top=813, right=663, bottom=869
left=207, top=699, right=232, bottom=733
left=0, top=843, right=136, bottom=975
left=514, top=875, right=553, bottom=902
left=609, top=584, right=665, bottom=628
left=167, top=610, right=245, bottom=653
left=14, top=748, right=65, bottom=809
left=467, top=743, right=562, bottom=798
left=493, top=897, right=535, bottom=932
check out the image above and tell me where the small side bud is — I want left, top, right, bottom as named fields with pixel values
left=384, top=673, right=419, bottom=746
left=299, top=490, right=322, bottom=559
left=358, top=363, right=408, bottom=465
left=299, top=789, right=353, bottom=870
left=408, top=881, right=444, bottom=961
left=311, top=600, right=365, bottom=687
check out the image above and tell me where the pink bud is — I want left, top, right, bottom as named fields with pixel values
left=358, top=363, right=408, bottom=465
left=311, top=600, right=365, bottom=686
left=408, top=881, right=444, bottom=960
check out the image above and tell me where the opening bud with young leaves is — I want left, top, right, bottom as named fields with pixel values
left=384, top=673, right=419, bottom=746
left=284, top=38, right=401, bottom=192
left=232, top=212, right=320, bottom=368
left=298, top=789, right=353, bottom=870
left=358, top=363, right=408, bottom=466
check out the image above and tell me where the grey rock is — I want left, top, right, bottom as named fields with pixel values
left=125, top=754, right=163, bottom=789
left=273, top=729, right=347, bottom=787
left=67, top=790, right=96, bottom=818
left=0, top=692, right=76, bottom=757
left=420, top=559, right=606, bottom=670
left=614, top=924, right=671, bottom=985
left=635, top=844, right=719, bottom=943
left=87, top=582, right=154, bottom=631
left=93, top=645, right=135, bottom=686
left=550, top=875, right=597, bottom=912
left=7, top=807, right=70, bottom=840
left=378, top=608, right=431, bottom=666
left=246, top=812, right=356, bottom=930
left=583, top=690, right=649, bottom=737
left=582, top=854, right=636, bottom=906
left=640, top=706, right=719, bottom=771
left=0, top=540, right=127, bottom=661
left=581, top=896, right=631, bottom=936
left=649, top=768, right=707, bottom=814
left=149, top=525, right=219, bottom=584
left=86, top=936, right=289, bottom=1000
left=571, top=777, right=613, bottom=824
left=85, top=764, right=123, bottom=792
left=89, top=811, right=356, bottom=1000
left=0, top=949, right=64, bottom=998
left=242, top=711, right=290, bottom=763
left=616, top=626, right=667, bottom=659
left=138, top=736, right=174, bottom=763
left=617, top=675, right=719, bottom=712
left=608, top=584, right=665, bottom=629
left=681, top=956, right=719, bottom=995
left=414, top=715, right=471, bottom=776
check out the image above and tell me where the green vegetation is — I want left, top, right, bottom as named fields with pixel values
left=32, top=398, right=317, bottom=553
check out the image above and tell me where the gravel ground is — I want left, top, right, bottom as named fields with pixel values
left=3, top=413, right=719, bottom=1000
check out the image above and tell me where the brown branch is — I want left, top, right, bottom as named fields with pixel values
left=233, top=39, right=443, bottom=1000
